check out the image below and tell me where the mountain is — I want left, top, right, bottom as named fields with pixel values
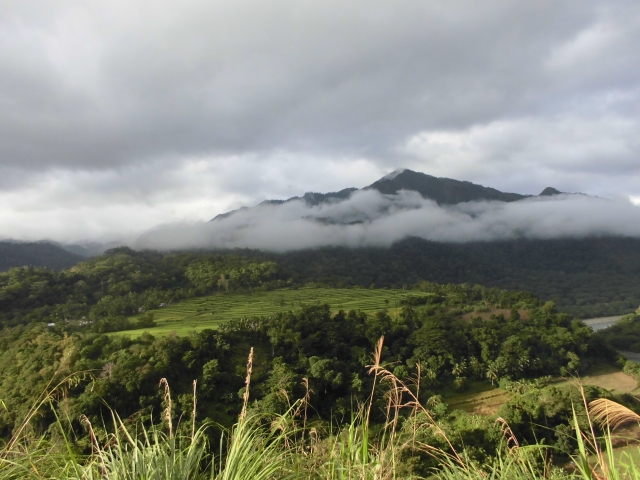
left=0, top=241, right=85, bottom=272
left=261, top=187, right=358, bottom=207
left=57, top=240, right=128, bottom=258
left=539, top=187, right=563, bottom=196
left=211, top=169, right=544, bottom=221
left=367, top=169, right=527, bottom=203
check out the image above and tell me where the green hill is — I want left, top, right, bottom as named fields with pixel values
left=0, top=241, right=85, bottom=271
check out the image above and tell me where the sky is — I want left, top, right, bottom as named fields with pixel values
left=2, top=0, right=640, bottom=245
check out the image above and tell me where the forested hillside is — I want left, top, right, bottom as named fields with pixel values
left=269, top=236, right=640, bottom=318
left=0, top=241, right=84, bottom=271
left=1, top=237, right=639, bottom=332
left=0, top=247, right=285, bottom=329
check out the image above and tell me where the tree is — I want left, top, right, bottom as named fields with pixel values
left=486, top=362, right=499, bottom=386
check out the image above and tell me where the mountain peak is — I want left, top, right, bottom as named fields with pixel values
left=380, top=168, right=406, bottom=181
left=368, top=169, right=527, bottom=204
left=539, top=187, right=563, bottom=196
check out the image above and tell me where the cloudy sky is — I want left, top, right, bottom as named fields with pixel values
left=2, top=0, right=640, bottom=244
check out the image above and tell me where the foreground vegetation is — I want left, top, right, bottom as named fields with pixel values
left=0, top=281, right=630, bottom=476
left=3, top=246, right=640, bottom=477
left=3, top=340, right=640, bottom=479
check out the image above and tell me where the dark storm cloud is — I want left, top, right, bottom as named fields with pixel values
left=0, top=0, right=626, bottom=170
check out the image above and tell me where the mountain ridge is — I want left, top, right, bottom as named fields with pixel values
left=210, top=169, right=559, bottom=221
left=366, top=169, right=528, bottom=203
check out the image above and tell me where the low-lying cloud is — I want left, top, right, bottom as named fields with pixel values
left=134, top=189, right=640, bottom=252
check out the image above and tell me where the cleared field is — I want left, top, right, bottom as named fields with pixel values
left=119, top=287, right=433, bottom=337
left=447, top=364, right=640, bottom=417
left=447, top=383, right=509, bottom=415
left=555, top=364, right=640, bottom=396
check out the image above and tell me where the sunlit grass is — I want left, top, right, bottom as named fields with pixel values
left=553, top=365, right=640, bottom=396
left=118, top=287, right=434, bottom=337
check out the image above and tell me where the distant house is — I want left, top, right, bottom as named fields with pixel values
left=47, top=323, right=55, bottom=327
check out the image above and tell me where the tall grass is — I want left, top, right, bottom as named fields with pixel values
left=76, top=415, right=210, bottom=480
left=3, top=339, right=640, bottom=479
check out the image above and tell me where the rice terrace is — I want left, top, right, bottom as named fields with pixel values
left=123, top=286, right=435, bottom=337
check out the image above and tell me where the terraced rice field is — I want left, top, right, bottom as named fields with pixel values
left=447, top=385, right=510, bottom=415
left=120, top=287, right=433, bottom=337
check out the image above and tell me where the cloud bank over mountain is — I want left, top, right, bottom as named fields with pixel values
left=134, top=191, right=640, bottom=252
left=2, top=0, right=640, bottom=242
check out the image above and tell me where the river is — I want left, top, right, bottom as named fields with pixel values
left=581, top=315, right=625, bottom=331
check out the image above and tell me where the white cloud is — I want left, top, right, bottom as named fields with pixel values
left=0, top=153, right=384, bottom=242
left=545, top=22, right=622, bottom=73
left=400, top=114, right=640, bottom=197
left=134, top=190, right=640, bottom=252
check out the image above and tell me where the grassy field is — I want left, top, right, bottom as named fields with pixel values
left=119, top=287, right=433, bottom=337
left=445, top=364, right=640, bottom=418
left=554, top=364, right=640, bottom=396
left=446, top=382, right=510, bottom=415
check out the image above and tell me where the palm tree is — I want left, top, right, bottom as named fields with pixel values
left=486, top=362, right=499, bottom=386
